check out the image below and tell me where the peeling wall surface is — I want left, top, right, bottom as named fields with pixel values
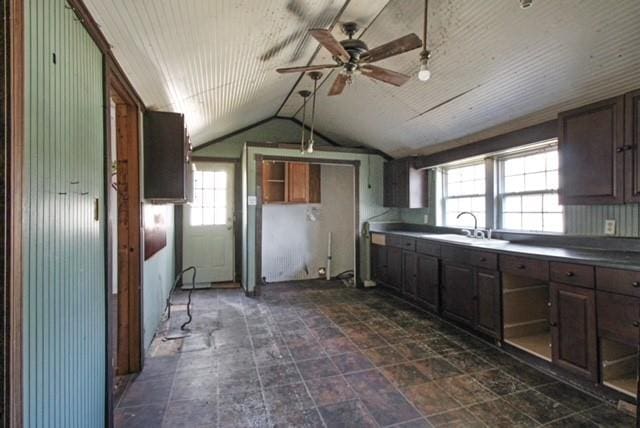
left=262, top=164, right=355, bottom=282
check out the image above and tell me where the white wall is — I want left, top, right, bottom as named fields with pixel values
left=261, top=165, right=355, bottom=282
left=142, top=204, right=175, bottom=349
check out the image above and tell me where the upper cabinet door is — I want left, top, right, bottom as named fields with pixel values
left=287, top=162, right=309, bottom=203
left=558, top=96, right=625, bottom=205
left=625, top=90, right=640, bottom=203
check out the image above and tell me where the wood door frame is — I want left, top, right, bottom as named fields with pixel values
left=4, top=0, right=25, bottom=425
left=105, top=67, right=143, bottom=422
left=177, top=156, right=242, bottom=282
left=254, top=155, right=361, bottom=292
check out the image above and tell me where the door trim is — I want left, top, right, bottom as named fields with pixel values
left=254, top=155, right=361, bottom=293
left=178, top=156, right=242, bottom=283
left=5, top=0, right=25, bottom=425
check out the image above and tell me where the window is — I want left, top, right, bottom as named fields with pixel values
left=498, top=145, right=563, bottom=232
left=190, top=169, right=228, bottom=226
left=442, top=162, right=486, bottom=228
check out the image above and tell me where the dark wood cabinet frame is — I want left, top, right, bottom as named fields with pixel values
left=255, top=155, right=361, bottom=292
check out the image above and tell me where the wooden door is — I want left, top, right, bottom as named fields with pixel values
left=558, top=96, right=625, bottom=205
left=550, top=282, right=598, bottom=381
left=288, top=162, right=309, bottom=203
left=386, top=246, right=403, bottom=290
left=417, top=254, right=439, bottom=312
left=625, top=89, right=640, bottom=203
left=442, top=263, right=475, bottom=326
left=403, top=251, right=418, bottom=297
left=475, top=269, right=501, bottom=339
left=371, top=245, right=388, bottom=284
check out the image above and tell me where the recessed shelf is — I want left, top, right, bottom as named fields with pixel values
left=506, top=333, right=552, bottom=362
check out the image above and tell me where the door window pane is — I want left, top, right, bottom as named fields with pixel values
left=190, top=167, right=228, bottom=226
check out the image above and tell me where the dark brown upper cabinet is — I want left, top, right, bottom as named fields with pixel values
left=383, top=159, right=428, bottom=208
left=625, top=89, right=640, bottom=202
left=559, top=91, right=640, bottom=205
left=143, top=111, right=193, bottom=203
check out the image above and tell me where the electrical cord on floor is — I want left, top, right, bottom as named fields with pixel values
left=165, top=266, right=197, bottom=331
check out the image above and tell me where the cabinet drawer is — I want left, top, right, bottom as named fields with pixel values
left=401, top=237, right=416, bottom=252
left=596, top=267, right=640, bottom=297
left=597, top=291, right=640, bottom=346
left=500, top=255, right=549, bottom=280
left=386, top=235, right=404, bottom=248
left=550, top=262, right=594, bottom=288
left=469, top=251, right=497, bottom=270
left=416, top=240, right=441, bottom=257
left=441, top=245, right=469, bottom=264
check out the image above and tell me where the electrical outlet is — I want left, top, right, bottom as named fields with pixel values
left=604, top=219, right=616, bottom=235
left=423, top=214, right=429, bottom=224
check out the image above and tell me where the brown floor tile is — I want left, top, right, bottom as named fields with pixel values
left=297, top=356, right=340, bottom=380
left=289, top=340, right=327, bottom=361
left=360, top=388, right=422, bottom=426
left=322, top=337, right=359, bottom=355
left=427, top=408, right=484, bottom=428
left=318, top=399, right=378, bottom=428
left=270, top=408, right=325, bottom=428
left=344, top=368, right=396, bottom=396
left=412, top=357, right=461, bottom=381
left=262, top=382, right=315, bottom=416
left=503, top=389, right=573, bottom=424
left=544, top=414, right=598, bottom=427
left=363, top=345, right=406, bottom=366
left=161, top=399, right=216, bottom=428
left=537, top=382, right=603, bottom=412
left=306, top=375, right=357, bottom=407
left=445, top=351, right=494, bottom=373
left=115, top=403, right=166, bottom=428
left=395, top=417, right=433, bottom=428
left=502, top=363, right=557, bottom=387
left=470, top=368, right=528, bottom=396
left=396, top=341, right=434, bottom=360
left=467, top=399, right=537, bottom=428
left=330, top=352, right=374, bottom=374
left=348, top=331, right=388, bottom=349
left=403, top=381, right=461, bottom=416
left=258, top=362, right=302, bottom=388
left=435, top=374, right=497, bottom=406
left=381, top=361, right=433, bottom=387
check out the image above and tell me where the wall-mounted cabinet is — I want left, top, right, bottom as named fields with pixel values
left=559, top=89, right=640, bottom=205
left=262, top=160, right=321, bottom=204
left=383, top=159, right=428, bottom=208
left=143, top=111, right=193, bottom=203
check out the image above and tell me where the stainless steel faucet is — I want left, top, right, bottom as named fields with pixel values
left=457, top=211, right=477, bottom=230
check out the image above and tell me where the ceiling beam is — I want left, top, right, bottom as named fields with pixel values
left=192, top=116, right=277, bottom=152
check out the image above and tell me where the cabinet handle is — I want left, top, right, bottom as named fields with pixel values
left=634, top=321, right=640, bottom=328
left=565, top=271, right=575, bottom=277
left=632, top=282, right=640, bottom=288
left=547, top=302, right=552, bottom=307
left=517, top=264, right=526, bottom=270
left=616, top=147, right=625, bottom=153
left=550, top=322, right=558, bottom=327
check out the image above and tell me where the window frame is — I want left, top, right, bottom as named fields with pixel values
left=440, top=159, right=489, bottom=229
left=496, top=142, right=563, bottom=233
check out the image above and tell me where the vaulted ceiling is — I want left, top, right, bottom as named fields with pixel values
left=86, top=0, right=640, bottom=157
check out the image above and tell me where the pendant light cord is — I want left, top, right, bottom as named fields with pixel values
left=300, top=95, right=307, bottom=152
left=422, top=0, right=428, bottom=54
left=310, top=77, right=318, bottom=144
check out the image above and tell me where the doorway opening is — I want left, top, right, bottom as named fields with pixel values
left=182, top=159, right=238, bottom=288
left=107, top=82, right=142, bottom=404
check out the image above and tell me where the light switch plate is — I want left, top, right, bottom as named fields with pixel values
left=424, top=214, right=429, bottom=224
left=604, top=219, right=616, bottom=235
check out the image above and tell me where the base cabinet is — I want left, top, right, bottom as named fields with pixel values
left=403, top=251, right=418, bottom=297
left=475, top=269, right=502, bottom=339
left=417, top=254, right=439, bottom=312
left=550, top=282, right=598, bottom=381
left=442, top=263, right=475, bottom=326
left=386, top=246, right=403, bottom=291
left=371, top=244, right=388, bottom=284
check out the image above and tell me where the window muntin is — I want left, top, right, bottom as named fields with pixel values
left=499, top=147, right=563, bottom=233
left=190, top=170, right=228, bottom=226
left=442, top=162, right=486, bottom=228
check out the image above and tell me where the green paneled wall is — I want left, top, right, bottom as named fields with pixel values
left=24, top=1, right=106, bottom=426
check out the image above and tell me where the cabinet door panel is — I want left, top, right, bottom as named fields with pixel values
left=386, top=247, right=403, bottom=290
left=417, top=254, right=439, bottom=311
left=442, top=263, right=475, bottom=326
left=288, top=162, right=309, bottom=202
left=596, top=291, right=640, bottom=346
left=625, top=89, right=640, bottom=202
left=383, top=162, right=395, bottom=207
left=371, top=245, right=388, bottom=284
left=550, top=283, right=598, bottom=381
left=475, top=269, right=501, bottom=339
left=403, top=251, right=418, bottom=297
left=558, top=96, right=624, bottom=205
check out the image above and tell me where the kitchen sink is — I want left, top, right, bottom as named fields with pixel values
left=419, top=233, right=510, bottom=247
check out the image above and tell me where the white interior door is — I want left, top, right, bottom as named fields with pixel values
left=183, top=162, right=234, bottom=284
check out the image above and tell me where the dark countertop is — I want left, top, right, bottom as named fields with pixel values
left=371, top=229, right=640, bottom=271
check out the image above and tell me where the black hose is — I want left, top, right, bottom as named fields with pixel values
left=165, top=266, right=197, bottom=331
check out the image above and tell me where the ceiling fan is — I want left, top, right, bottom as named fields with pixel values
left=276, top=22, right=422, bottom=96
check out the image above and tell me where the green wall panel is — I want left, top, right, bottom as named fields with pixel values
left=24, top=1, right=106, bottom=426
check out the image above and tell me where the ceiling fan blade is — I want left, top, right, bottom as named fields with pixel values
left=362, top=33, right=422, bottom=63
left=309, top=29, right=350, bottom=63
left=328, top=73, right=349, bottom=96
left=276, top=64, right=339, bottom=74
left=360, top=65, right=410, bottom=87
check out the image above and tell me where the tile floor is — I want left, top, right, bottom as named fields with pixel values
left=115, top=281, right=636, bottom=427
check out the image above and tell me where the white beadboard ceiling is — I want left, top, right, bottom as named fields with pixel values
left=86, top=0, right=640, bottom=157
